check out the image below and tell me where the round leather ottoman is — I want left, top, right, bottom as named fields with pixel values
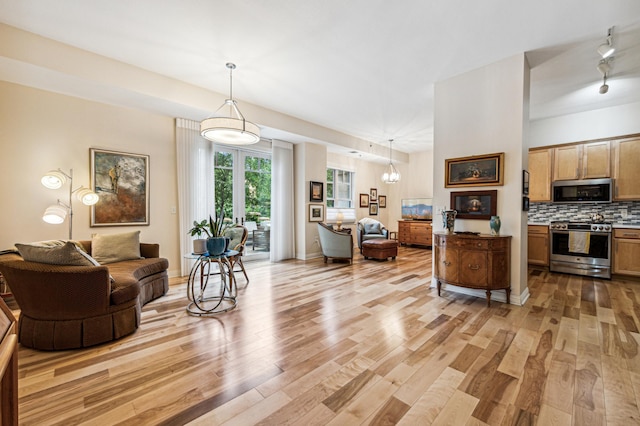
left=361, top=239, right=398, bottom=260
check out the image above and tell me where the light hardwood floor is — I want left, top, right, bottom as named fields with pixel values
left=12, top=247, right=640, bottom=425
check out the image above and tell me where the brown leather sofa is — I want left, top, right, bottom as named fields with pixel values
left=0, top=241, right=168, bottom=350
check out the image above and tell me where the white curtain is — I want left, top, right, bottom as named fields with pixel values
left=270, top=140, right=295, bottom=261
left=176, top=118, right=214, bottom=275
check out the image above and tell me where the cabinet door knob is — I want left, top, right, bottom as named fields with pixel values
left=443, top=261, right=451, bottom=266
left=468, top=264, right=480, bottom=270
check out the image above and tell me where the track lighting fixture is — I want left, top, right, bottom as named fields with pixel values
left=597, top=27, right=615, bottom=58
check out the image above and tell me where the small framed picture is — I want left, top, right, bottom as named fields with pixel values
left=378, top=195, right=387, bottom=208
left=522, top=170, right=530, bottom=195
left=359, top=193, right=369, bottom=207
left=309, top=204, right=324, bottom=222
left=523, top=196, right=530, bottom=211
left=310, top=181, right=323, bottom=202
left=370, top=188, right=378, bottom=201
left=369, top=203, right=378, bottom=216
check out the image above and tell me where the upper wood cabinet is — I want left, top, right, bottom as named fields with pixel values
left=528, top=149, right=552, bottom=202
left=553, top=141, right=610, bottom=181
left=612, top=137, right=640, bottom=201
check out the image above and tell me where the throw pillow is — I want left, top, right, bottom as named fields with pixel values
left=364, top=222, right=381, bottom=234
left=91, top=231, right=141, bottom=264
left=15, top=241, right=101, bottom=266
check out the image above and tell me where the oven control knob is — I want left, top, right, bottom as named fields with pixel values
left=604, top=225, right=611, bottom=231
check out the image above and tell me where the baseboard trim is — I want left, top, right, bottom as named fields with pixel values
left=429, top=277, right=528, bottom=306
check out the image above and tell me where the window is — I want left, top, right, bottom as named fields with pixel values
left=326, top=168, right=354, bottom=208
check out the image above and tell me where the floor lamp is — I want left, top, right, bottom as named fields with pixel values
left=41, top=168, right=99, bottom=240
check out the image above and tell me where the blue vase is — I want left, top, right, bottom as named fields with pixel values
left=206, top=237, right=227, bottom=255
left=490, top=216, right=501, bottom=235
left=442, top=210, right=457, bottom=234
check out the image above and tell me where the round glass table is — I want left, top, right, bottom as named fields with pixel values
left=185, top=250, right=239, bottom=316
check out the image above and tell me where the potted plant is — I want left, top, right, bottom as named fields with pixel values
left=205, top=204, right=235, bottom=255
left=188, top=219, right=211, bottom=254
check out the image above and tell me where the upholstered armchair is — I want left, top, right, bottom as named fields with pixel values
left=317, top=223, right=353, bottom=263
left=356, top=218, right=388, bottom=251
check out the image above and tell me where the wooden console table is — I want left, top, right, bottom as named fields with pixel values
left=398, top=220, right=432, bottom=247
left=433, top=232, right=511, bottom=306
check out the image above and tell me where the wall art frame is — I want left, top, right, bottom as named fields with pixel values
left=450, top=189, right=497, bottom=220
left=310, top=181, right=323, bottom=202
left=445, top=152, right=504, bottom=187
left=369, top=202, right=379, bottom=216
left=378, top=195, right=387, bottom=208
left=309, top=204, right=324, bottom=222
left=359, top=193, right=370, bottom=207
left=370, top=187, right=378, bottom=201
left=90, top=148, right=149, bottom=226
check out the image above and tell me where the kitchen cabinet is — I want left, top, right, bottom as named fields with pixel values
left=612, top=137, right=640, bottom=200
left=528, top=225, right=549, bottom=266
left=398, top=220, right=432, bottom=247
left=433, top=232, right=511, bottom=306
left=553, top=141, right=610, bottom=181
left=528, top=148, right=552, bottom=202
left=613, top=228, right=640, bottom=277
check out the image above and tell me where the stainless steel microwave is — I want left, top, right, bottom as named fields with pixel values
left=552, top=178, right=613, bottom=203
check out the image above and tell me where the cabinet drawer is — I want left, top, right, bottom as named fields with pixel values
left=528, top=225, right=548, bottom=235
left=614, top=229, right=640, bottom=239
left=458, top=239, right=490, bottom=250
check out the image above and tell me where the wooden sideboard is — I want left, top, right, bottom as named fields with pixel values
left=433, top=232, right=511, bottom=306
left=397, top=220, right=432, bottom=247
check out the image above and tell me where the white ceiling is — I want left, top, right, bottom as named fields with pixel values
left=1, top=1, right=640, bottom=157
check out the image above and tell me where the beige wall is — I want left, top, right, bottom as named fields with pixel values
left=0, top=81, right=181, bottom=277
left=433, top=54, right=530, bottom=305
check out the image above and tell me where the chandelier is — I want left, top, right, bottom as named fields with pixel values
left=381, top=139, right=401, bottom=184
left=200, top=63, right=260, bottom=145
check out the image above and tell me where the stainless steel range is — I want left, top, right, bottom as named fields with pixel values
left=549, top=221, right=612, bottom=279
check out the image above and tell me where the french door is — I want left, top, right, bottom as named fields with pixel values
left=214, top=147, right=271, bottom=255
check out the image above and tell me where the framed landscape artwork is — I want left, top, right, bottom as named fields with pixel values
left=90, top=148, right=149, bottom=226
left=450, top=190, right=497, bottom=220
left=445, top=152, right=504, bottom=187
left=310, top=181, right=323, bottom=202
left=309, top=204, right=324, bottom=222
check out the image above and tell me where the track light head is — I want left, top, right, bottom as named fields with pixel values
left=597, top=28, right=615, bottom=58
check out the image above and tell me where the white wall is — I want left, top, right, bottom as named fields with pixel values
left=433, top=54, right=530, bottom=305
left=0, top=81, right=181, bottom=277
left=530, top=101, right=640, bottom=147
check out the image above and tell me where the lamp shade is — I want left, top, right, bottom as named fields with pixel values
left=200, top=117, right=260, bottom=145
left=41, top=170, right=68, bottom=189
left=43, top=204, right=67, bottom=224
left=75, top=187, right=99, bottom=205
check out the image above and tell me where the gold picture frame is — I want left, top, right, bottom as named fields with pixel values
left=91, top=148, right=150, bottom=226
left=445, top=152, right=504, bottom=187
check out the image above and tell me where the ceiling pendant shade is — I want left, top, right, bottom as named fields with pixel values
left=200, top=62, right=260, bottom=145
left=381, top=139, right=401, bottom=184
left=597, top=27, right=615, bottom=59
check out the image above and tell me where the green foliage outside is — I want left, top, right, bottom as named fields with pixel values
left=214, top=151, right=271, bottom=225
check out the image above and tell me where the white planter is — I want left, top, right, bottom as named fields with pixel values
left=193, top=239, right=207, bottom=254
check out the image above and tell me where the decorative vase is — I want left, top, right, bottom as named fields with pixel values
left=442, top=210, right=457, bottom=234
left=206, top=237, right=227, bottom=255
left=193, top=239, right=207, bottom=254
left=490, top=216, right=501, bottom=236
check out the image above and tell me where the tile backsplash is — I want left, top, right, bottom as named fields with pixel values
left=528, top=201, right=640, bottom=225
